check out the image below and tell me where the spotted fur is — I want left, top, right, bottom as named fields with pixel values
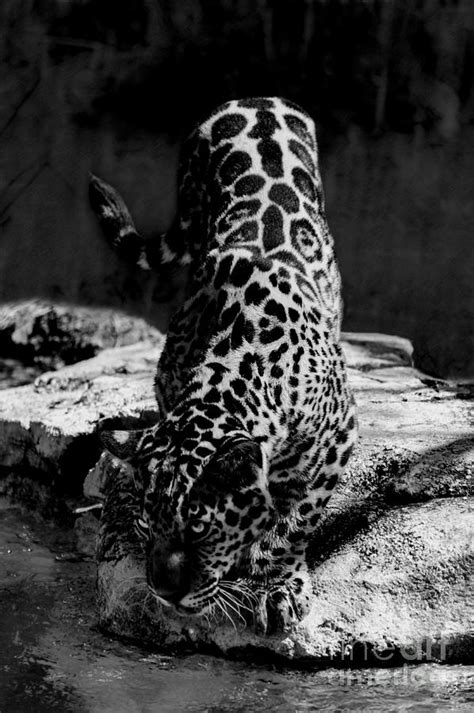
left=89, top=97, right=357, bottom=633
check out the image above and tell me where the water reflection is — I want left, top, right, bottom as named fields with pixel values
left=1, top=499, right=473, bottom=712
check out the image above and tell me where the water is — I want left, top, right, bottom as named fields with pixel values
left=0, top=498, right=473, bottom=713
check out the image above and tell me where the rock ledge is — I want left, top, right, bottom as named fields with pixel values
left=0, top=330, right=472, bottom=665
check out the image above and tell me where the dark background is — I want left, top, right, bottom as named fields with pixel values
left=0, top=0, right=473, bottom=377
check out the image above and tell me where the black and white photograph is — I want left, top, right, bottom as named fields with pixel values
left=0, top=1, right=473, bottom=710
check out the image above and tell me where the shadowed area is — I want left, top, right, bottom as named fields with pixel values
left=0, top=1, right=473, bottom=377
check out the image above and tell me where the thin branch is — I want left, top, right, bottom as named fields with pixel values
left=0, top=162, right=48, bottom=222
left=0, top=76, right=40, bottom=140
left=0, top=155, right=46, bottom=205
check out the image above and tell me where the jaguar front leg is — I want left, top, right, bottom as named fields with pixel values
left=250, top=476, right=338, bottom=635
left=254, top=426, right=357, bottom=635
left=252, top=528, right=315, bottom=635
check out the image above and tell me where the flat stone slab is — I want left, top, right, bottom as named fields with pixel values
left=0, top=341, right=162, bottom=477
left=0, top=331, right=473, bottom=664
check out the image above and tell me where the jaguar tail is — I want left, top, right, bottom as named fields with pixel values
left=88, top=173, right=152, bottom=269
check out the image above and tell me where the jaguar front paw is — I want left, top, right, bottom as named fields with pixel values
left=254, top=575, right=312, bottom=635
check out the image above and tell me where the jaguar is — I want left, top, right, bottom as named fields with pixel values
left=89, top=96, right=357, bottom=633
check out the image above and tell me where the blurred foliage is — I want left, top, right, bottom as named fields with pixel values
left=2, top=0, right=473, bottom=138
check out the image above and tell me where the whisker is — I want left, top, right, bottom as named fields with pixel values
left=219, top=586, right=254, bottom=615
left=213, top=596, right=232, bottom=628
left=221, top=579, right=259, bottom=601
left=202, top=602, right=213, bottom=628
left=214, top=595, right=237, bottom=631
left=139, top=590, right=158, bottom=620
left=113, top=575, right=147, bottom=593
left=207, top=601, right=218, bottom=626
left=112, top=578, right=147, bottom=604
left=220, top=580, right=259, bottom=608
left=221, top=584, right=254, bottom=602
left=218, top=590, right=248, bottom=627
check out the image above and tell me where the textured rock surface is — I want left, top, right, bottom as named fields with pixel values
left=0, top=340, right=162, bottom=484
left=0, top=331, right=473, bottom=664
left=0, top=300, right=162, bottom=381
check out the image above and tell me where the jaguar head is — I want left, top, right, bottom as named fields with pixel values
left=101, top=427, right=271, bottom=618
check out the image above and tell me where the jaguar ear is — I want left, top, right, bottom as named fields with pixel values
left=100, top=428, right=147, bottom=462
left=206, top=435, right=264, bottom=490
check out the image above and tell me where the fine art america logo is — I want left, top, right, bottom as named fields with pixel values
left=331, top=636, right=448, bottom=663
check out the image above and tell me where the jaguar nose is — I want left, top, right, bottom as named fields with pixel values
left=148, top=547, right=189, bottom=602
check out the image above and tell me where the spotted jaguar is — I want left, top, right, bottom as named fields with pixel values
left=89, top=96, right=357, bottom=633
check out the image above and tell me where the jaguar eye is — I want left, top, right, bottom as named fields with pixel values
left=135, top=517, right=149, bottom=538
left=190, top=522, right=205, bottom=534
